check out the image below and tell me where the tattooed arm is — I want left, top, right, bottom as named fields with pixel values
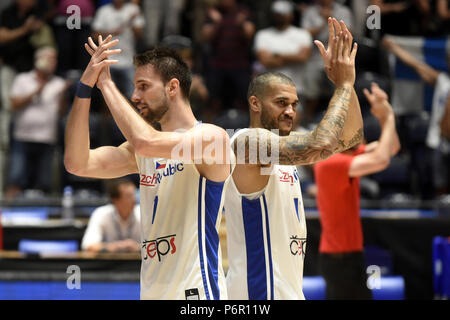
left=234, top=84, right=362, bottom=166
left=280, top=85, right=363, bottom=164
left=313, top=18, right=364, bottom=155
left=234, top=18, right=363, bottom=166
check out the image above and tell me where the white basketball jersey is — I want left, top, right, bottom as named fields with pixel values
left=136, top=155, right=229, bottom=300
left=225, top=130, right=307, bottom=300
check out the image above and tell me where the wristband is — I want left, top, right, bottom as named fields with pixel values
left=76, top=81, right=93, bottom=98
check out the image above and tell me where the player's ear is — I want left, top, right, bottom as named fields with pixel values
left=248, top=96, right=261, bottom=113
left=166, top=78, right=180, bottom=97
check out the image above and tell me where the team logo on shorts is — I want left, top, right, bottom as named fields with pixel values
left=290, top=235, right=306, bottom=259
left=142, top=234, right=177, bottom=262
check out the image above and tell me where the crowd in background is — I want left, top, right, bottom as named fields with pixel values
left=0, top=0, right=449, bottom=202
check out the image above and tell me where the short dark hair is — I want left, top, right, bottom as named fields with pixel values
left=107, top=178, right=135, bottom=200
left=134, top=47, right=192, bottom=99
left=247, top=72, right=296, bottom=100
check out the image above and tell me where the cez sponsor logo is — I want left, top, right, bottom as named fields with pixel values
left=142, top=234, right=176, bottom=262
left=140, top=162, right=184, bottom=187
left=290, top=235, right=306, bottom=259
left=279, top=169, right=299, bottom=186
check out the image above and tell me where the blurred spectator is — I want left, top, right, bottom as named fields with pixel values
left=254, top=1, right=312, bottom=108
left=160, top=35, right=209, bottom=119
left=437, top=0, right=450, bottom=34
left=0, top=2, right=55, bottom=196
left=313, top=83, right=401, bottom=300
left=348, top=0, right=370, bottom=38
left=302, top=0, right=353, bottom=48
left=201, top=0, right=255, bottom=120
left=370, top=0, right=441, bottom=37
left=242, top=0, right=274, bottom=30
left=52, top=0, right=95, bottom=75
left=140, top=0, right=186, bottom=49
left=186, top=0, right=213, bottom=47
left=91, top=0, right=145, bottom=99
left=0, top=0, right=45, bottom=111
left=383, top=37, right=450, bottom=195
left=301, top=0, right=353, bottom=124
left=294, top=0, right=315, bottom=16
left=6, top=47, right=69, bottom=199
left=369, top=0, right=411, bottom=37
left=383, top=36, right=450, bottom=195
left=0, top=0, right=13, bottom=13
left=441, top=95, right=450, bottom=140
left=81, top=178, right=140, bottom=253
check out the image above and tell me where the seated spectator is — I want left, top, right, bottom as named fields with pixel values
left=81, top=178, right=140, bottom=253
left=253, top=0, right=312, bottom=109
left=201, top=0, right=255, bottom=120
left=383, top=36, right=450, bottom=195
left=301, top=0, right=353, bottom=124
left=6, top=46, right=68, bottom=199
left=91, top=0, right=145, bottom=99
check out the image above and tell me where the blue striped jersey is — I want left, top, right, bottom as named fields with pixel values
left=136, top=155, right=229, bottom=300
left=224, top=133, right=307, bottom=300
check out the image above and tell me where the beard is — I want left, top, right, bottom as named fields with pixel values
left=137, top=95, right=169, bottom=128
left=260, top=107, right=293, bottom=137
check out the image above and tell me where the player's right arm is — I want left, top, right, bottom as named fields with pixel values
left=64, top=96, right=138, bottom=178
left=64, top=39, right=138, bottom=179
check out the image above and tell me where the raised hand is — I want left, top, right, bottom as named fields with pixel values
left=381, top=35, right=396, bottom=51
left=24, top=16, right=43, bottom=33
left=314, top=18, right=358, bottom=87
left=80, top=34, right=121, bottom=87
left=208, top=7, right=223, bottom=24
left=363, top=82, right=393, bottom=123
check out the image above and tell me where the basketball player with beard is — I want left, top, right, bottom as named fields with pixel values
left=64, top=36, right=231, bottom=299
left=224, top=18, right=364, bottom=299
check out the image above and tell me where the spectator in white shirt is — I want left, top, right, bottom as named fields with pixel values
left=254, top=1, right=312, bottom=101
left=82, top=178, right=141, bottom=253
left=301, top=0, right=354, bottom=124
left=6, top=46, right=68, bottom=199
left=91, top=0, right=145, bottom=99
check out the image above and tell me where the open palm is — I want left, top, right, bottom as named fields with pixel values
left=314, top=18, right=357, bottom=85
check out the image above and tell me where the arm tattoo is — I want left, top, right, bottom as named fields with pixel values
left=279, top=86, right=353, bottom=164
left=234, top=87, right=362, bottom=166
left=346, top=128, right=364, bottom=149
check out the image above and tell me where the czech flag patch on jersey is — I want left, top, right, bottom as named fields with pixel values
left=156, top=162, right=166, bottom=170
